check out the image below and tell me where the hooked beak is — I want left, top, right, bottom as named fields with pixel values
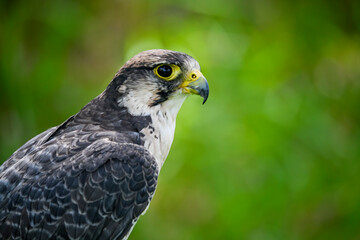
left=181, top=71, right=209, bottom=104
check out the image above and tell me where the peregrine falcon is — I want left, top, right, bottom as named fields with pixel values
left=0, top=49, right=209, bottom=239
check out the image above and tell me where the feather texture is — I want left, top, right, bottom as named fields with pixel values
left=0, top=49, right=205, bottom=240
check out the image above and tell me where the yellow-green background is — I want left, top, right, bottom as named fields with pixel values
left=1, top=1, right=360, bottom=239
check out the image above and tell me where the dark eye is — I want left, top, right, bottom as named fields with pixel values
left=154, top=64, right=180, bottom=80
left=157, top=65, right=173, bottom=78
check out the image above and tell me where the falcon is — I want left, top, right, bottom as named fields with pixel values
left=0, top=49, right=209, bottom=239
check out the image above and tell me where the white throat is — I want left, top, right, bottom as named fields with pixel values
left=120, top=90, right=187, bottom=170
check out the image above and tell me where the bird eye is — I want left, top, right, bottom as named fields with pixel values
left=154, top=64, right=180, bottom=80
left=157, top=65, right=172, bottom=78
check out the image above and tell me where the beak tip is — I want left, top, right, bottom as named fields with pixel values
left=202, top=92, right=209, bottom=104
left=200, top=80, right=209, bottom=105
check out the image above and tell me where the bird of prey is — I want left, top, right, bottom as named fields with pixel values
left=0, top=49, right=209, bottom=240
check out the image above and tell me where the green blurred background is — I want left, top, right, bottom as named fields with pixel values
left=1, top=0, right=360, bottom=239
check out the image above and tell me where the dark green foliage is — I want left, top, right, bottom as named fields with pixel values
left=1, top=0, right=359, bottom=239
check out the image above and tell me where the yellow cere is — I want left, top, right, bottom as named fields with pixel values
left=188, top=70, right=202, bottom=82
left=179, top=70, right=204, bottom=92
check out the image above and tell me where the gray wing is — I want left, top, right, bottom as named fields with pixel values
left=0, top=126, right=57, bottom=173
left=0, top=140, right=158, bottom=240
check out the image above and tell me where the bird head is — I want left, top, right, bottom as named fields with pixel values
left=107, top=49, right=209, bottom=116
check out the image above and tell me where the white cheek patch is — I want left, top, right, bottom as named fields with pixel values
left=118, top=80, right=160, bottom=116
left=121, top=90, right=155, bottom=116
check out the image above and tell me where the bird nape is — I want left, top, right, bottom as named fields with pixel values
left=0, top=49, right=209, bottom=240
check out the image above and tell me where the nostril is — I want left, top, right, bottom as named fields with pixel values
left=191, top=74, right=197, bottom=79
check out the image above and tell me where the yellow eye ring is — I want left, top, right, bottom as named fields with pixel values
left=154, top=64, right=180, bottom=81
